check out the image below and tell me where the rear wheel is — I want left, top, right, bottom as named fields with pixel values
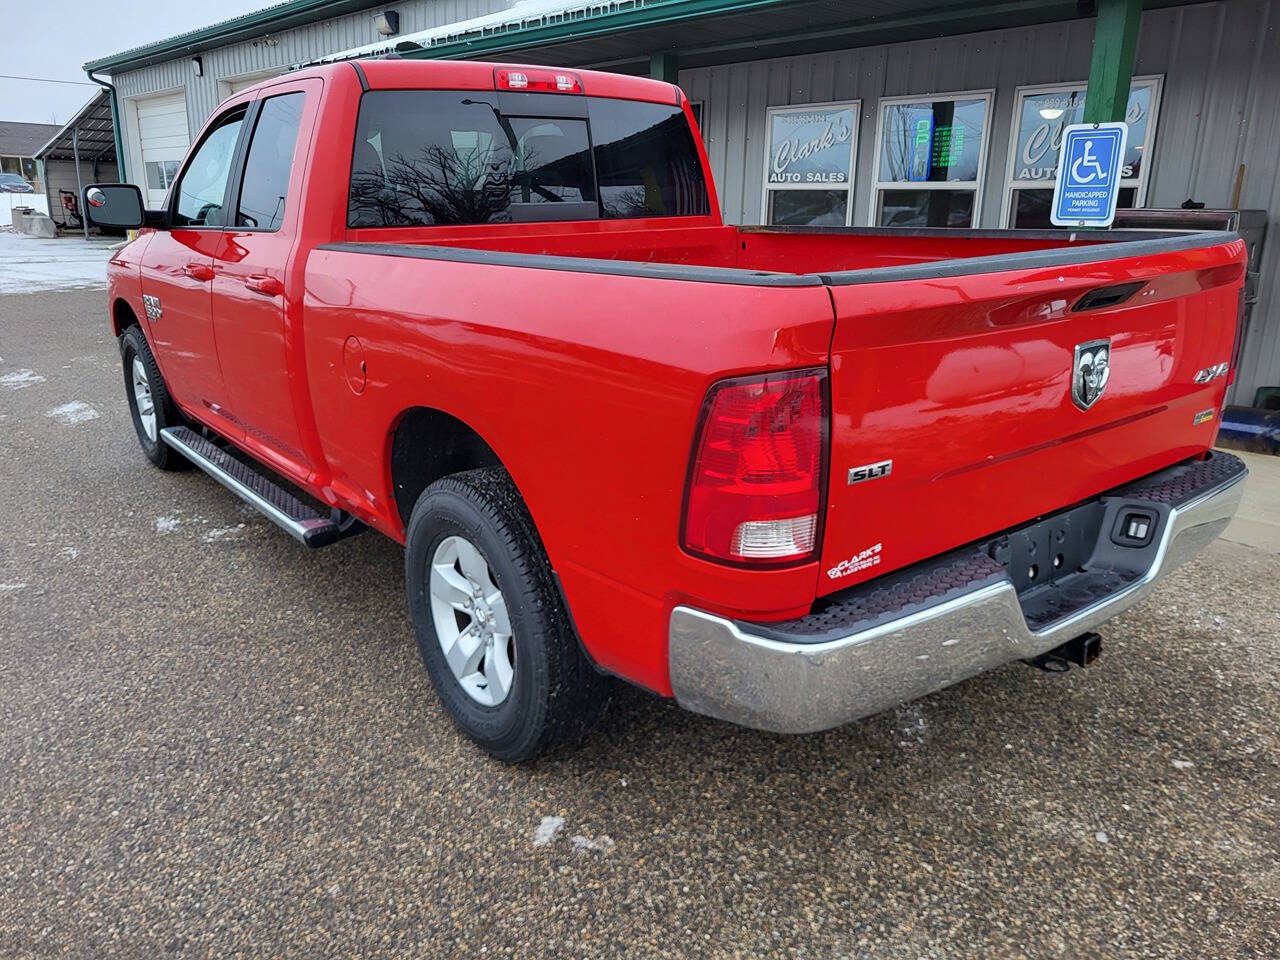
left=405, top=468, right=611, bottom=761
left=120, top=325, right=187, bottom=470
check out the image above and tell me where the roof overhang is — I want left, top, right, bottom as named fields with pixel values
left=321, top=0, right=1211, bottom=73
left=34, top=90, right=116, bottom=163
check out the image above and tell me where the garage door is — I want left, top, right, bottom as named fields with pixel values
left=136, top=92, right=190, bottom=207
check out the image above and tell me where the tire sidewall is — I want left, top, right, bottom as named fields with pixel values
left=120, top=327, right=165, bottom=464
left=406, top=486, right=546, bottom=755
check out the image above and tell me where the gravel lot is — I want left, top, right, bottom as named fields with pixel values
left=1, top=288, right=1277, bottom=959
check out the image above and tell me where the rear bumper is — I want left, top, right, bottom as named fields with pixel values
left=668, top=453, right=1248, bottom=734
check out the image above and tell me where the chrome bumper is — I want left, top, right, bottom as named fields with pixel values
left=669, top=459, right=1247, bottom=734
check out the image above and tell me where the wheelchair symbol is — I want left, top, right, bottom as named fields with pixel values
left=1070, top=139, right=1108, bottom=184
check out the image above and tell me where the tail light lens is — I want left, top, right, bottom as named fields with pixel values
left=1228, top=283, right=1247, bottom=386
left=494, top=67, right=583, bottom=94
left=682, top=368, right=828, bottom=566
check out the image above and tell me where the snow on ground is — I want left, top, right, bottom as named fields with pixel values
left=0, top=231, right=116, bottom=295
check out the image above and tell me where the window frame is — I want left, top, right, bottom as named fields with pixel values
left=759, top=99, right=860, bottom=227
left=1000, top=75, right=1164, bottom=227
left=166, top=102, right=250, bottom=230
left=868, top=87, right=995, bottom=228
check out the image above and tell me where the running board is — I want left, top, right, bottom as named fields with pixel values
left=159, top=426, right=363, bottom=548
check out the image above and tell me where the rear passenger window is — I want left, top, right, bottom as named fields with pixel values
left=589, top=100, right=710, bottom=219
left=236, top=93, right=304, bottom=231
left=348, top=91, right=595, bottom=227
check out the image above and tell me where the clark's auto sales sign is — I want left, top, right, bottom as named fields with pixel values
left=767, top=106, right=857, bottom=186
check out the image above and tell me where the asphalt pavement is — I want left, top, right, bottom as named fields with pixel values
left=1, top=288, right=1277, bottom=959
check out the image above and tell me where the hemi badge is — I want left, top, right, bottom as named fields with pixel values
left=1192, top=408, right=1216, bottom=426
left=848, top=459, right=893, bottom=485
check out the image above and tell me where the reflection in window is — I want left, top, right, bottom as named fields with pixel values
left=768, top=190, right=848, bottom=226
left=873, top=92, right=990, bottom=228
left=173, top=109, right=245, bottom=227
left=236, top=92, right=304, bottom=231
left=589, top=99, right=709, bottom=219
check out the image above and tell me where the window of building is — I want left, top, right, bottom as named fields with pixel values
left=0, top=156, right=42, bottom=193
left=870, top=90, right=993, bottom=228
left=145, top=160, right=180, bottom=195
left=348, top=91, right=708, bottom=227
left=235, top=92, right=305, bottom=231
left=757, top=101, right=860, bottom=227
left=1002, top=77, right=1163, bottom=228
left=761, top=101, right=859, bottom=226
left=172, top=107, right=245, bottom=227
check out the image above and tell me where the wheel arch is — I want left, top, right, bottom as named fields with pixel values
left=387, top=406, right=508, bottom=529
left=112, top=297, right=140, bottom=337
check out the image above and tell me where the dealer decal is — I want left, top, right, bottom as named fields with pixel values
left=827, top=542, right=883, bottom=580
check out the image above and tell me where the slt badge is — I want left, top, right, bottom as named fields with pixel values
left=1072, top=338, right=1110, bottom=411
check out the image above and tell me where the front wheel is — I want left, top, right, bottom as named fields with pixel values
left=120, top=325, right=187, bottom=471
left=405, top=468, right=611, bottom=762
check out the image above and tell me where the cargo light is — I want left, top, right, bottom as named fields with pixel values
left=681, top=369, right=828, bottom=567
left=494, top=67, right=583, bottom=94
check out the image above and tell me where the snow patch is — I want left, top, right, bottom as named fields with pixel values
left=571, top=834, right=615, bottom=854
left=45, top=400, right=100, bottom=424
left=203, top=523, right=247, bottom=543
left=155, top=516, right=181, bottom=534
left=0, top=368, right=44, bottom=390
left=0, top=583, right=28, bottom=593
left=59, top=546, right=79, bottom=561
left=1171, top=759, right=1194, bottom=770
left=1095, top=830, right=1109, bottom=843
left=533, top=816, right=564, bottom=847
left=0, top=234, right=112, bottom=295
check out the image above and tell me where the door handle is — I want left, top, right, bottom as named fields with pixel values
left=244, top=274, right=283, bottom=297
left=182, top=262, right=214, bottom=282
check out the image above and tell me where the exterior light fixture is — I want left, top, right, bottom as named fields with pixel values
left=374, top=11, right=400, bottom=35
left=192, top=56, right=203, bottom=77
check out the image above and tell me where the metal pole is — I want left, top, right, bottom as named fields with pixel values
left=73, top=126, right=88, bottom=239
left=1082, top=0, right=1142, bottom=124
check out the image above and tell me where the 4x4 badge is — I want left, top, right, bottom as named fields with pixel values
left=1072, top=338, right=1110, bottom=410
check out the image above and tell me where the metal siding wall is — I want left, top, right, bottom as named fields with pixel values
left=113, top=1, right=512, bottom=135
left=681, top=0, right=1280, bottom=400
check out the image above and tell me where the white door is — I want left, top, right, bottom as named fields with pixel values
left=136, top=92, right=190, bottom=208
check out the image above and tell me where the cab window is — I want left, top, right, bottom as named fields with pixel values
left=235, top=93, right=305, bottom=231
left=173, top=107, right=245, bottom=228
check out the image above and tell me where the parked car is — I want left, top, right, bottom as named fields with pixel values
left=0, top=172, right=36, bottom=193
left=86, top=59, right=1249, bottom=761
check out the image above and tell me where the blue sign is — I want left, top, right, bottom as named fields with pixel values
left=1050, top=122, right=1129, bottom=227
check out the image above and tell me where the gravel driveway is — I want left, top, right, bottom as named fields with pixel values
left=1, top=289, right=1277, bottom=959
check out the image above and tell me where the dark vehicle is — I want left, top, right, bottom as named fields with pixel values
left=0, top=173, right=36, bottom=193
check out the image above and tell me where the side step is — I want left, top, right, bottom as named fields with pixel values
left=160, top=426, right=364, bottom=548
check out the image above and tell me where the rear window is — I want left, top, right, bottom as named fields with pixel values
left=348, top=91, right=708, bottom=227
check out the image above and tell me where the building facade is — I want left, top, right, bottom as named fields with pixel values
left=86, top=0, right=1280, bottom=404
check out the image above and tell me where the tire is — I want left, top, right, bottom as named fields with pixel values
left=405, top=468, right=611, bottom=761
left=120, top=324, right=188, bottom=471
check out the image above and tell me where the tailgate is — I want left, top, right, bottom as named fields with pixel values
left=818, top=233, right=1247, bottom=595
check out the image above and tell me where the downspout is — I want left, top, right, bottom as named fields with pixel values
left=86, top=68, right=127, bottom=182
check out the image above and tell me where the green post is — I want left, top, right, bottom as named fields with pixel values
left=1082, top=0, right=1142, bottom=124
left=650, top=52, right=680, bottom=85
left=108, top=87, right=127, bottom=182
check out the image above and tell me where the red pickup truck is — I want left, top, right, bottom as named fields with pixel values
left=86, top=59, right=1248, bottom=760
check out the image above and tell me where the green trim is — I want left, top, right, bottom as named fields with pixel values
left=84, top=0, right=383, bottom=72
left=1083, top=0, right=1143, bottom=124
left=398, top=0, right=795, bottom=62
left=650, top=52, right=680, bottom=84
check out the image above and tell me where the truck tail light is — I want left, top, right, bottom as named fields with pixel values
left=1228, top=283, right=1247, bottom=386
left=494, top=67, right=583, bottom=94
left=682, top=368, right=828, bottom=567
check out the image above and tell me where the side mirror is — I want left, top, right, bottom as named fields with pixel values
left=84, top=183, right=157, bottom=230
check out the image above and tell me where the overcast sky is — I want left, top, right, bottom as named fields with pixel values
left=0, top=0, right=275, bottom=127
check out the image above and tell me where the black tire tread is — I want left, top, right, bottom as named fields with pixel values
left=120, top=324, right=188, bottom=471
left=408, top=468, right=610, bottom=761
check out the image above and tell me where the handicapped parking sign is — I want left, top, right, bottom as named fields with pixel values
left=1050, top=122, right=1129, bottom=227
